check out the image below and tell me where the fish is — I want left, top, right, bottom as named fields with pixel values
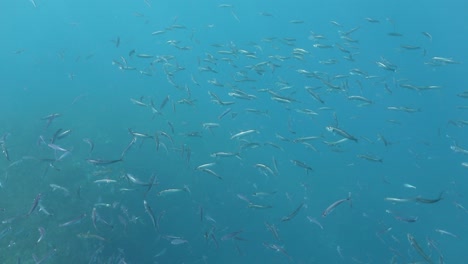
left=130, top=98, right=147, bottom=107
left=414, top=192, right=444, bottom=204
left=160, top=95, right=170, bottom=110
left=56, top=129, right=72, bottom=140
left=422, top=31, right=432, bottom=41
left=195, top=162, right=216, bottom=170
left=0, top=142, right=10, bottom=161
left=322, top=193, right=352, bottom=217
left=86, top=158, right=123, bottom=165
left=218, top=108, right=232, bottom=120
left=290, top=160, right=313, bottom=174
left=37, top=227, right=46, bottom=243
left=263, top=243, right=291, bottom=260
left=307, top=216, right=324, bottom=229
left=230, top=129, right=259, bottom=140
left=384, top=197, right=412, bottom=203
left=348, top=95, right=373, bottom=105
left=170, top=238, right=189, bottom=245
left=143, top=173, right=158, bottom=197
left=265, top=222, right=280, bottom=240
left=434, top=229, right=459, bottom=239
left=281, top=202, right=304, bottom=222
left=83, top=138, right=94, bottom=153
left=77, top=231, right=106, bottom=241
left=254, top=164, right=275, bottom=176
left=47, top=143, right=69, bottom=152
left=157, top=188, right=186, bottom=196
left=200, top=168, right=222, bottom=180
left=136, top=54, right=154, bottom=58
left=407, top=233, right=433, bottom=263
left=32, top=248, right=57, bottom=264
left=365, top=17, right=379, bottom=23
left=143, top=200, right=157, bottom=230
left=221, top=230, right=243, bottom=241
left=387, top=106, right=420, bottom=113
left=326, top=126, right=358, bottom=142
left=403, top=183, right=417, bottom=189
left=49, top=184, right=70, bottom=196
left=91, top=208, right=98, bottom=230
left=0, top=226, right=12, bottom=240
left=93, top=179, right=117, bottom=184
left=128, top=129, right=153, bottom=139
left=210, top=152, right=241, bottom=159
left=248, top=203, right=273, bottom=209
left=59, top=213, right=86, bottom=227
left=357, top=154, right=383, bottom=163
left=384, top=191, right=444, bottom=204
left=293, top=136, right=322, bottom=143
left=41, top=113, right=61, bottom=128
left=151, top=30, right=166, bottom=35
left=27, top=193, right=42, bottom=216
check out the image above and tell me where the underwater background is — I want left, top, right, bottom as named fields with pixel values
left=1, top=0, right=467, bottom=263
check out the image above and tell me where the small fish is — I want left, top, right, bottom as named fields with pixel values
left=414, top=192, right=444, bottom=204
left=403, top=183, right=417, bottom=189
left=49, top=184, right=70, bottom=195
left=230, top=129, right=259, bottom=140
left=37, top=227, right=46, bottom=243
left=27, top=193, right=42, bottom=216
left=254, top=164, right=275, bottom=176
left=77, top=231, right=106, bottom=241
left=86, top=158, right=123, bottom=165
left=218, top=108, right=232, bottom=120
left=434, top=229, right=459, bottom=239
left=422, top=31, right=432, bottom=41
left=293, top=136, right=322, bottom=143
left=394, top=215, right=418, bottom=223
left=307, top=216, right=324, bottom=229
left=326, top=126, right=358, bottom=142
left=83, top=138, right=94, bottom=153
left=152, top=30, right=166, bottom=35
left=0, top=140, right=10, bottom=161
left=195, top=162, right=216, bottom=170
left=200, top=168, right=222, bottom=180
left=56, top=129, right=72, bottom=140
left=384, top=197, right=412, bottom=203
left=221, top=230, right=244, bottom=241
left=265, top=222, right=280, bottom=240
left=357, top=154, right=383, bottom=163
left=281, top=202, right=304, bottom=222
left=59, top=213, right=86, bottom=227
left=248, top=203, right=273, bottom=209
left=128, top=129, right=153, bottom=139
left=0, top=226, right=12, bottom=240
left=322, top=193, right=352, bottom=217
left=136, top=54, right=154, bottom=58
left=407, top=233, right=433, bottom=263
left=47, top=143, right=69, bottom=152
left=143, top=200, right=157, bottom=230
left=157, top=188, right=186, bottom=196
left=93, top=179, right=117, bottom=184
left=252, top=191, right=277, bottom=197
left=160, top=95, right=170, bottom=110
left=210, top=152, right=240, bottom=159
left=290, top=160, right=313, bottom=174
left=170, top=238, right=189, bottom=245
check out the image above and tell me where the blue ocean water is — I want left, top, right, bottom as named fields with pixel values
left=1, top=0, right=467, bottom=263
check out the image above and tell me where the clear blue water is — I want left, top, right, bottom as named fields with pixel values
left=1, top=0, right=467, bottom=263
